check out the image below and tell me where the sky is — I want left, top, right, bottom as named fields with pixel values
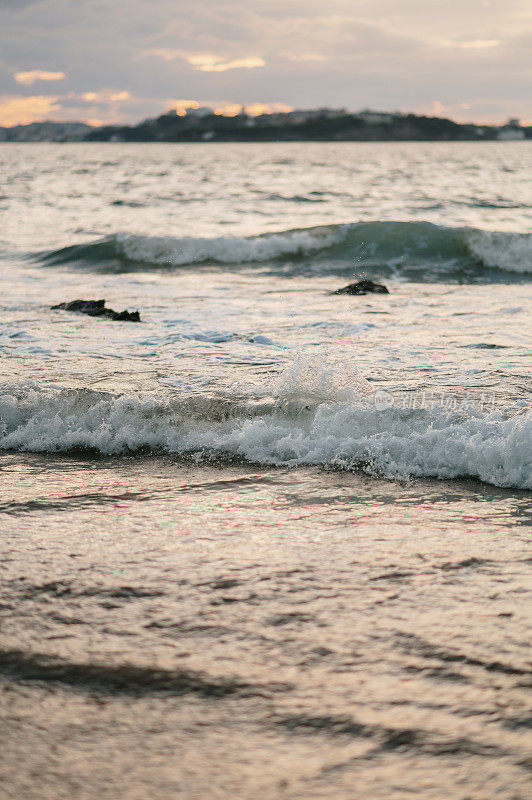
left=0, top=0, right=531, bottom=127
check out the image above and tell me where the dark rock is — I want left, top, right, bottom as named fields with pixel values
left=333, top=280, right=389, bottom=295
left=52, top=299, right=140, bottom=322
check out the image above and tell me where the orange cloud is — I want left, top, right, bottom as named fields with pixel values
left=187, top=55, right=265, bottom=72
left=460, top=40, right=500, bottom=49
left=142, top=50, right=265, bottom=72
left=245, top=102, right=294, bottom=116
left=442, top=39, right=500, bottom=50
left=110, top=91, right=131, bottom=102
left=80, top=90, right=131, bottom=103
left=430, top=100, right=476, bottom=118
left=207, top=102, right=296, bottom=117
left=214, top=103, right=242, bottom=117
left=0, top=95, right=61, bottom=126
left=166, top=99, right=199, bottom=116
left=15, top=70, right=65, bottom=86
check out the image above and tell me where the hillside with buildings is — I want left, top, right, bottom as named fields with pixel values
left=1, top=110, right=529, bottom=142
left=0, top=121, right=91, bottom=142
left=84, top=109, right=531, bottom=142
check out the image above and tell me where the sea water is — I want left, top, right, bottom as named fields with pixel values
left=0, top=142, right=531, bottom=799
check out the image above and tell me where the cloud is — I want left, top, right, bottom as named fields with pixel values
left=459, top=39, right=501, bottom=49
left=80, top=90, right=131, bottom=103
left=214, top=103, right=242, bottom=116
left=14, top=70, right=65, bottom=86
left=53, top=89, right=147, bottom=126
left=187, top=55, right=266, bottom=72
left=166, top=99, right=199, bottom=115
left=205, top=101, right=297, bottom=116
left=144, top=50, right=266, bottom=72
left=244, top=102, right=294, bottom=116
left=0, top=94, right=60, bottom=126
left=0, top=1, right=529, bottom=125
left=442, top=39, right=501, bottom=49
left=172, top=100, right=294, bottom=117
left=0, top=88, right=146, bottom=127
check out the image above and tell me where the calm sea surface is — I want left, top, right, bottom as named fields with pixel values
left=1, top=142, right=531, bottom=799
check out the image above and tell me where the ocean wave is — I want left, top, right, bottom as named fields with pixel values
left=40, top=221, right=532, bottom=275
left=1, top=384, right=529, bottom=489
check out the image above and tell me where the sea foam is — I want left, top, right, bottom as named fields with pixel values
left=1, top=380, right=529, bottom=489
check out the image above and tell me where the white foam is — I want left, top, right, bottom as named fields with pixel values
left=113, top=224, right=532, bottom=274
left=1, top=384, right=529, bottom=489
left=466, top=230, right=532, bottom=274
left=114, top=225, right=346, bottom=266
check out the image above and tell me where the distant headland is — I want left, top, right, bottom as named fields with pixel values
left=1, top=108, right=530, bottom=143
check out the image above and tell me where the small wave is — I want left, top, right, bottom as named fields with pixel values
left=41, top=225, right=343, bottom=269
left=1, top=382, right=529, bottom=489
left=0, top=647, right=289, bottom=697
left=110, top=199, right=147, bottom=207
left=275, top=713, right=505, bottom=757
left=263, top=193, right=327, bottom=203
left=40, top=221, right=532, bottom=276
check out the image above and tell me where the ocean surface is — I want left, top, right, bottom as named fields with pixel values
left=1, top=142, right=531, bottom=799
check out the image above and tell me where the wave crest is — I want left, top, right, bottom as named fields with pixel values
left=1, top=386, right=529, bottom=489
left=41, top=221, right=532, bottom=276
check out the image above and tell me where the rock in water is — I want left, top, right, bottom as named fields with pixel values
left=52, top=299, right=140, bottom=322
left=333, top=280, right=389, bottom=295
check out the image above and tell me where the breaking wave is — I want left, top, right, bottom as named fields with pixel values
left=1, top=381, right=530, bottom=489
left=40, top=221, right=532, bottom=276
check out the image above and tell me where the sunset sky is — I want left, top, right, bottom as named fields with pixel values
left=1, top=0, right=531, bottom=127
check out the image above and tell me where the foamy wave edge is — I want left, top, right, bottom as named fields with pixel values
left=41, top=221, right=532, bottom=274
left=1, top=389, right=530, bottom=489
